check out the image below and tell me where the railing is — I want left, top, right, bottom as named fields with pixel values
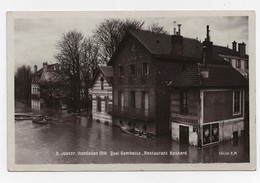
left=109, top=105, right=153, bottom=121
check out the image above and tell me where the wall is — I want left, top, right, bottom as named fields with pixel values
left=91, top=72, right=113, bottom=125
left=219, top=120, right=244, bottom=141
left=155, top=61, right=194, bottom=135
left=170, top=88, right=200, bottom=125
left=171, top=122, right=198, bottom=146
left=203, top=89, right=244, bottom=123
left=112, top=35, right=157, bottom=134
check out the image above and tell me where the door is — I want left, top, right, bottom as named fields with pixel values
left=233, top=131, right=238, bottom=145
left=179, top=126, right=189, bottom=144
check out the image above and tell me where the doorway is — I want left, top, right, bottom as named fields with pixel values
left=179, top=125, right=189, bottom=144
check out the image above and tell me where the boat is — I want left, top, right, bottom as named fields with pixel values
left=15, top=115, right=32, bottom=121
left=32, top=116, right=52, bottom=125
left=15, top=113, right=34, bottom=121
left=120, top=125, right=153, bottom=139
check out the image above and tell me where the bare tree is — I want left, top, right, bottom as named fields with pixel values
left=15, top=65, right=32, bottom=103
left=93, top=19, right=144, bottom=63
left=147, top=23, right=168, bottom=34
left=80, top=37, right=100, bottom=114
left=55, top=30, right=84, bottom=113
left=38, top=71, right=64, bottom=109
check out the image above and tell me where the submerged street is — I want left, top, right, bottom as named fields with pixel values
left=15, top=102, right=249, bottom=164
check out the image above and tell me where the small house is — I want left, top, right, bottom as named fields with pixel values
left=90, top=66, right=113, bottom=125
left=168, top=62, right=248, bottom=146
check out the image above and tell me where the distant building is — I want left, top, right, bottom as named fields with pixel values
left=89, top=66, right=113, bottom=125
left=168, top=29, right=249, bottom=146
left=214, top=41, right=249, bottom=78
left=31, top=62, right=63, bottom=110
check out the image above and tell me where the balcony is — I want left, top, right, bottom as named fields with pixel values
left=108, top=104, right=153, bottom=121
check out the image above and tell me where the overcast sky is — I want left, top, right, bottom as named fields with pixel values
left=14, top=13, right=248, bottom=69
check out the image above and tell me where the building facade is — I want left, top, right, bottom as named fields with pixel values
left=90, top=66, right=113, bottom=125
left=31, top=62, right=62, bottom=110
left=215, top=41, right=249, bottom=78
left=108, top=28, right=203, bottom=135
left=169, top=59, right=248, bottom=146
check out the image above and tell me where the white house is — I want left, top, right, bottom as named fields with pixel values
left=90, top=66, right=113, bottom=125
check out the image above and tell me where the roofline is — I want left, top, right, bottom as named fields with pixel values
left=169, top=85, right=249, bottom=89
left=89, top=67, right=113, bottom=88
left=108, top=30, right=154, bottom=66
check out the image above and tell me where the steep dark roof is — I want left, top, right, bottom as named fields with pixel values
left=213, top=45, right=248, bottom=58
left=169, top=63, right=248, bottom=88
left=90, top=66, right=113, bottom=88
left=108, top=29, right=248, bottom=66
left=99, top=66, right=113, bottom=78
left=130, top=29, right=203, bottom=59
left=31, top=63, right=60, bottom=84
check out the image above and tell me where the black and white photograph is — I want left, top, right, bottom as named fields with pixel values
left=7, top=11, right=255, bottom=171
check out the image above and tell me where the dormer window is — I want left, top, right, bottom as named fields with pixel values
left=236, top=59, right=241, bottom=68
left=245, top=61, right=248, bottom=69
left=130, top=42, right=135, bottom=51
left=100, top=77, right=104, bottom=90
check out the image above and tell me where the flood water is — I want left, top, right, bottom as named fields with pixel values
left=15, top=102, right=249, bottom=164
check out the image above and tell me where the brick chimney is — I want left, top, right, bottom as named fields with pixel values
left=201, top=46, right=209, bottom=79
left=232, top=41, right=237, bottom=51
left=202, top=25, right=213, bottom=63
left=34, top=65, right=37, bottom=74
left=238, top=42, right=246, bottom=56
left=43, top=62, right=48, bottom=72
left=171, top=24, right=183, bottom=56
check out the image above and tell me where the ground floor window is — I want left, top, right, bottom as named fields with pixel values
left=203, top=123, right=219, bottom=145
left=97, top=96, right=101, bottom=112
left=233, top=90, right=241, bottom=114
left=104, top=96, right=109, bottom=112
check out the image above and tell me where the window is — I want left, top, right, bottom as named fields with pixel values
left=119, top=66, right=124, bottom=77
left=180, top=91, right=188, bottom=113
left=130, top=42, right=135, bottom=51
left=130, top=64, right=135, bottom=77
left=142, top=91, right=149, bottom=117
left=236, top=59, right=241, bottom=68
left=245, top=61, right=248, bottom=69
left=104, top=96, right=109, bottom=112
left=100, top=77, right=104, bottom=90
left=233, top=90, right=241, bottom=114
left=97, top=96, right=101, bottom=112
left=130, top=91, right=136, bottom=108
left=142, top=62, right=149, bottom=75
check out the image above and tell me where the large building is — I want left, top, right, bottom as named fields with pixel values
left=168, top=26, right=249, bottom=146
left=31, top=62, right=63, bottom=110
left=89, top=66, right=113, bottom=125
left=214, top=41, right=248, bottom=78
left=108, top=27, right=205, bottom=135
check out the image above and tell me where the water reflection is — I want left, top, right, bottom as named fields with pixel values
left=15, top=102, right=249, bottom=164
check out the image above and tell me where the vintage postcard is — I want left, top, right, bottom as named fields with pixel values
left=7, top=11, right=256, bottom=171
